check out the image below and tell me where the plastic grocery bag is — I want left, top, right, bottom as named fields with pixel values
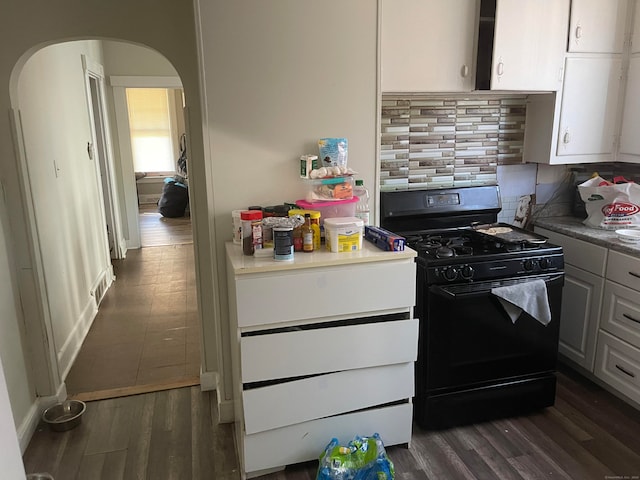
left=578, top=175, right=640, bottom=230
left=316, top=433, right=394, bottom=480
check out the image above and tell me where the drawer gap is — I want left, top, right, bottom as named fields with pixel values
left=244, top=371, right=334, bottom=390
left=242, top=312, right=410, bottom=337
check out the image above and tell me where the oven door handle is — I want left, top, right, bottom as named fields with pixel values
left=429, top=274, right=564, bottom=300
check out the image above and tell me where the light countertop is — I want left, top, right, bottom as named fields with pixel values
left=533, top=216, right=640, bottom=256
left=226, top=240, right=417, bottom=275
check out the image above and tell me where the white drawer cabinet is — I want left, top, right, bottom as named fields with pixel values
left=595, top=331, right=640, bottom=403
left=226, top=243, right=418, bottom=478
left=601, top=280, right=640, bottom=350
left=595, top=249, right=640, bottom=404
left=607, top=249, right=640, bottom=291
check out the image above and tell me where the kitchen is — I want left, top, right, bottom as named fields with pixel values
left=3, top=0, right=640, bottom=479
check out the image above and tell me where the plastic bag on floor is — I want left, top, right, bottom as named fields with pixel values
left=316, top=433, right=394, bottom=480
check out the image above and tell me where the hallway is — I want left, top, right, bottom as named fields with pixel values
left=64, top=206, right=199, bottom=401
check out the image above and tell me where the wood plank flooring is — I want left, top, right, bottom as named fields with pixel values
left=64, top=207, right=198, bottom=401
left=139, top=204, right=192, bottom=247
left=23, top=364, right=640, bottom=480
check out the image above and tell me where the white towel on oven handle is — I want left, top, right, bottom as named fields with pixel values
left=491, top=279, right=552, bottom=325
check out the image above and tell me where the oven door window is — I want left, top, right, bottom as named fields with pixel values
left=424, top=275, right=563, bottom=392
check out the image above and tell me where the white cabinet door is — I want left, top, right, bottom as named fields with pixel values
left=491, top=0, right=569, bottom=90
left=568, top=0, right=629, bottom=53
left=558, top=264, right=604, bottom=370
left=557, top=56, right=623, bottom=157
left=620, top=56, right=640, bottom=157
left=381, top=0, right=477, bottom=92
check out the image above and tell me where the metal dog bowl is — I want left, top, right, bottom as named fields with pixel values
left=26, top=474, right=55, bottom=480
left=42, top=400, right=86, bottom=432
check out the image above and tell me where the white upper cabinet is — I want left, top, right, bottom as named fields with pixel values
left=620, top=56, right=640, bottom=158
left=568, top=0, right=629, bottom=53
left=381, top=0, right=478, bottom=92
left=557, top=56, right=623, bottom=158
left=487, top=0, right=569, bottom=91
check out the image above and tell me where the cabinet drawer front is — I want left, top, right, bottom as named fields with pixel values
left=235, top=261, right=416, bottom=328
left=241, top=318, right=418, bottom=383
left=607, top=250, right=640, bottom=290
left=595, top=330, right=640, bottom=404
left=602, top=281, right=640, bottom=349
left=242, top=403, right=412, bottom=475
left=243, top=362, right=414, bottom=434
left=535, top=227, right=607, bottom=275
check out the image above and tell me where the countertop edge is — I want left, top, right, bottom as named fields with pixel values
left=226, top=241, right=417, bottom=275
left=533, top=216, right=640, bottom=256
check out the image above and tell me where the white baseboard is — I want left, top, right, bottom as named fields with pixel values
left=17, top=382, right=67, bottom=453
left=200, top=370, right=216, bottom=391
left=200, top=370, right=234, bottom=423
left=57, top=297, right=98, bottom=381
left=217, top=394, right=235, bottom=424
left=139, top=194, right=161, bottom=204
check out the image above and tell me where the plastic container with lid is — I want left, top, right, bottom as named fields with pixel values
left=305, top=176, right=354, bottom=203
left=295, top=197, right=358, bottom=226
left=324, top=217, right=364, bottom=252
left=232, top=210, right=244, bottom=244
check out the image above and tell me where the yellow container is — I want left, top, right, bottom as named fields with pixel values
left=288, top=209, right=321, bottom=250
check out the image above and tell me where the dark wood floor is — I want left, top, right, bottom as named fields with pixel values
left=23, top=364, right=640, bottom=479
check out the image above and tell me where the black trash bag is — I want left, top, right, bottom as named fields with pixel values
left=158, top=178, right=188, bottom=218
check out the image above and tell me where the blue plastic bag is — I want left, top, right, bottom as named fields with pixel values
left=316, top=433, right=394, bottom=480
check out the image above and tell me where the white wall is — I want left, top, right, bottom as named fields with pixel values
left=197, top=0, right=379, bottom=407
left=0, top=179, right=35, bottom=434
left=17, top=40, right=112, bottom=380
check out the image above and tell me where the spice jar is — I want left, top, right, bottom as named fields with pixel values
left=240, top=210, right=263, bottom=255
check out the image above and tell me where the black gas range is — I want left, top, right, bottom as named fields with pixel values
left=381, top=186, right=564, bottom=430
left=406, top=226, right=564, bottom=285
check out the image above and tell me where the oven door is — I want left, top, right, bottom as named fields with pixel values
left=420, top=272, right=564, bottom=393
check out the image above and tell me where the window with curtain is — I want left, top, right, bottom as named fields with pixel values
left=126, top=88, right=175, bottom=173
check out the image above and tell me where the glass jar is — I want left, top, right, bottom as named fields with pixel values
left=240, top=210, right=263, bottom=255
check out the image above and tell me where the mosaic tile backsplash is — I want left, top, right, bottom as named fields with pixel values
left=380, top=95, right=527, bottom=191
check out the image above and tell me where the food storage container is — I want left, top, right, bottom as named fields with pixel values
left=324, top=217, right=364, bottom=252
left=305, top=176, right=354, bottom=203
left=295, top=197, right=358, bottom=226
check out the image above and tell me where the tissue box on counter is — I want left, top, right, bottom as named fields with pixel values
left=365, top=226, right=406, bottom=251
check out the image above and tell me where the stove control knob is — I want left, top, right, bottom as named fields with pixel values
left=539, top=257, right=551, bottom=269
left=442, top=267, right=459, bottom=282
left=524, top=259, right=537, bottom=271
left=460, top=265, right=474, bottom=280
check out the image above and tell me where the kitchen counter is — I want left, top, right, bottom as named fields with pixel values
left=226, top=240, right=417, bottom=275
left=533, top=216, right=640, bottom=256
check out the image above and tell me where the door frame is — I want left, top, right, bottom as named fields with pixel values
left=110, top=75, right=183, bottom=249
left=82, top=55, right=126, bottom=260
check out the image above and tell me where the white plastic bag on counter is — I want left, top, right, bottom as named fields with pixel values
left=578, top=175, right=640, bottom=229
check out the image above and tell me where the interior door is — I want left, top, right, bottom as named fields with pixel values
left=83, top=56, right=125, bottom=259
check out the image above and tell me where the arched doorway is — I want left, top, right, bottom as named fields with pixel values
left=11, top=39, right=203, bottom=400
